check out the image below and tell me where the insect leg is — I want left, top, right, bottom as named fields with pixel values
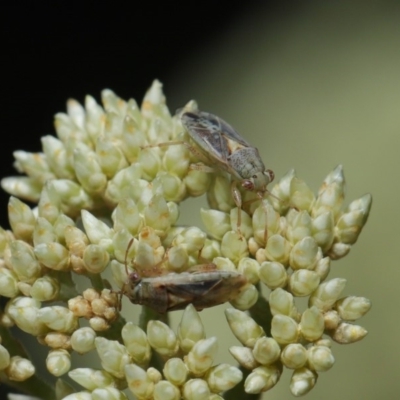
left=230, top=180, right=244, bottom=238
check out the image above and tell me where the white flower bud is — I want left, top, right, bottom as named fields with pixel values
left=33, top=216, right=56, bottom=246
left=5, top=356, right=35, bottom=381
left=300, top=306, right=325, bottom=341
left=289, top=237, right=319, bottom=270
left=182, top=378, right=210, bottom=400
left=331, top=322, right=368, bottom=344
left=34, top=242, right=70, bottom=271
left=143, top=194, right=171, bottom=234
left=177, top=304, right=206, bottom=353
left=206, top=364, right=242, bottom=392
left=312, top=211, right=334, bottom=251
left=221, top=231, right=249, bottom=264
left=230, top=284, right=258, bottom=311
left=307, top=345, right=335, bottom=372
left=147, top=321, right=179, bottom=357
left=7, top=197, right=36, bottom=242
left=81, top=210, right=113, bottom=247
left=7, top=297, right=48, bottom=335
left=71, top=327, right=96, bottom=354
left=112, top=198, right=144, bottom=236
left=121, top=322, right=151, bottom=366
left=163, top=358, right=188, bottom=386
left=244, top=365, right=281, bottom=394
left=185, top=337, right=217, bottom=376
left=281, top=343, right=307, bottom=369
left=83, top=244, right=110, bottom=273
left=289, top=178, right=315, bottom=211
left=252, top=203, right=280, bottom=245
left=289, top=270, right=320, bottom=297
left=61, top=392, right=92, bottom=400
left=46, top=349, right=71, bottom=377
left=230, top=207, right=252, bottom=240
left=335, top=296, right=371, bottom=321
left=200, top=209, right=230, bottom=240
left=258, top=261, right=288, bottom=289
left=229, top=346, right=259, bottom=369
left=286, top=210, right=312, bottom=244
left=31, top=275, right=59, bottom=301
left=92, top=387, right=127, bottom=400
left=95, top=337, right=131, bottom=379
left=309, top=278, right=346, bottom=311
left=69, top=368, right=115, bottom=390
left=237, top=257, right=260, bottom=284
left=269, top=288, right=297, bottom=317
left=9, top=240, right=41, bottom=282
left=44, top=332, right=71, bottom=349
left=153, top=380, right=180, bottom=400
left=264, top=234, right=291, bottom=266
left=252, top=337, right=281, bottom=365
left=0, top=344, right=11, bottom=370
left=38, top=306, right=78, bottom=333
left=271, top=315, right=299, bottom=344
left=225, top=308, right=264, bottom=348
left=0, top=266, right=19, bottom=298
left=125, top=363, right=154, bottom=399
left=289, top=367, right=317, bottom=396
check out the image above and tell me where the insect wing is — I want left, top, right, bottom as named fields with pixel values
left=181, top=111, right=251, bottom=168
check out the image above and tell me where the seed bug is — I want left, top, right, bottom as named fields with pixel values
left=180, top=110, right=274, bottom=240
left=121, top=240, right=248, bottom=313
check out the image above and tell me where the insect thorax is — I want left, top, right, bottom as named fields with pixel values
left=228, top=147, right=269, bottom=187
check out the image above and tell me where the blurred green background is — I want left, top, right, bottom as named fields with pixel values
left=165, top=2, right=400, bottom=399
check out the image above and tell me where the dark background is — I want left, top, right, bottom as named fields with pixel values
left=0, top=1, right=294, bottom=229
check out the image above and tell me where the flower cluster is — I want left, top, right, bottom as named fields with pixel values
left=0, top=80, right=371, bottom=399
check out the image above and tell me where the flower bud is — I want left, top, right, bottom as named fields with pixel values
left=289, top=237, right=319, bottom=270
left=289, top=270, right=320, bottom=297
left=38, top=306, right=78, bottom=333
left=264, top=234, right=291, bottom=266
left=153, top=380, right=180, bottom=400
left=5, top=356, right=35, bottom=381
left=229, top=346, right=259, bottom=370
left=335, top=296, right=371, bottom=321
left=281, top=343, right=307, bottom=369
left=46, top=349, right=71, bottom=377
left=221, top=231, right=249, bottom=264
left=121, top=322, right=151, bottom=366
left=9, top=240, right=41, bottom=282
left=163, top=358, right=188, bottom=386
left=258, top=261, right=288, bottom=289
left=201, top=209, right=230, bottom=240
left=185, top=337, right=217, bottom=376
left=309, top=278, right=346, bottom=311
left=178, top=304, right=206, bottom=353
left=71, top=327, right=96, bottom=354
left=7, top=197, right=36, bottom=242
left=307, top=345, right=335, bottom=372
left=206, top=364, right=242, bottom=392
left=244, top=365, right=281, bottom=394
left=289, top=367, right=317, bottom=396
left=69, top=368, right=116, bottom=390
left=147, top=321, right=179, bottom=357
left=182, top=378, right=210, bottom=400
left=252, top=337, right=281, bottom=365
left=225, top=308, right=264, bottom=348
left=300, top=306, right=325, bottom=341
left=331, top=322, right=368, bottom=344
left=271, top=315, right=299, bottom=344
left=125, top=363, right=154, bottom=399
left=34, top=242, right=70, bottom=271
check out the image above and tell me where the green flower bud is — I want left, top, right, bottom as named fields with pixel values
left=312, top=211, right=334, bottom=251
left=286, top=210, right=312, bottom=245
left=0, top=266, right=19, bottom=298
left=9, top=240, right=42, bottom=282
left=269, top=288, right=297, bottom=318
left=290, top=237, right=320, bottom=270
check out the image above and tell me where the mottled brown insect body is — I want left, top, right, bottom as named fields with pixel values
left=124, top=267, right=248, bottom=313
left=181, top=110, right=274, bottom=239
